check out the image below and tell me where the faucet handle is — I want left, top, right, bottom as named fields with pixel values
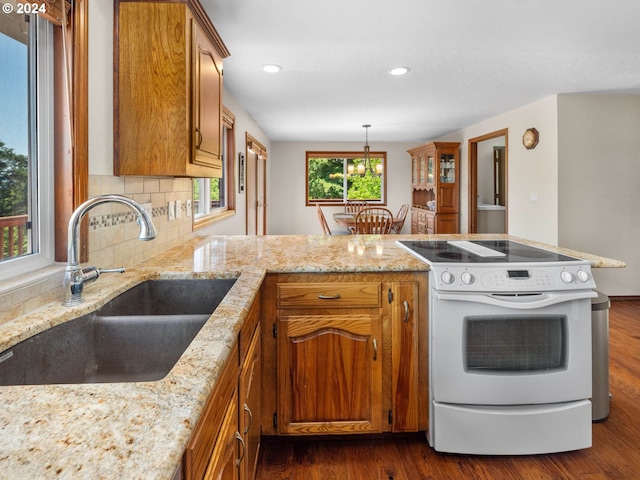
left=99, top=267, right=126, bottom=274
left=81, top=266, right=125, bottom=284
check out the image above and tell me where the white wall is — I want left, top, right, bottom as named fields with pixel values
left=197, top=91, right=271, bottom=236
left=269, top=142, right=415, bottom=235
left=88, top=0, right=114, bottom=176
left=558, top=94, right=640, bottom=296
left=435, top=95, right=560, bottom=245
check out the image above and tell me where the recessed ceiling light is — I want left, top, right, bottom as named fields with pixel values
left=389, top=66, right=411, bottom=76
left=262, top=64, right=283, bottom=73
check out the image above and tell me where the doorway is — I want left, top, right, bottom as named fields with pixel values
left=468, top=129, right=508, bottom=234
left=245, top=133, right=267, bottom=235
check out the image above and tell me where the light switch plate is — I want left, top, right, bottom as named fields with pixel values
left=186, top=199, right=192, bottom=217
left=175, top=200, right=182, bottom=218
left=168, top=201, right=175, bottom=221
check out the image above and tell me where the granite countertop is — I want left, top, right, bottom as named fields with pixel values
left=0, top=234, right=624, bottom=479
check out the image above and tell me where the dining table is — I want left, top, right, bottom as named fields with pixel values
left=332, top=212, right=403, bottom=233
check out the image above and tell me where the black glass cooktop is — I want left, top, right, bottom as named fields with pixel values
left=397, top=240, right=581, bottom=264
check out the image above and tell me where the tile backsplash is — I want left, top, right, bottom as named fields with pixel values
left=87, top=175, right=195, bottom=269
left=0, top=175, right=195, bottom=325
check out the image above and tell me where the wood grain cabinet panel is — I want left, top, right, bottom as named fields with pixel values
left=184, top=293, right=262, bottom=480
left=184, top=344, right=239, bottom=480
left=277, top=314, right=383, bottom=434
left=115, top=0, right=228, bottom=177
left=262, top=273, right=428, bottom=438
left=239, top=323, right=261, bottom=480
left=385, top=281, right=419, bottom=432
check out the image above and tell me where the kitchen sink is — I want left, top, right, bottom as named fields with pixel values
left=0, top=278, right=236, bottom=386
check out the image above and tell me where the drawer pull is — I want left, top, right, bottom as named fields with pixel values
left=243, top=404, right=253, bottom=435
left=403, top=300, right=410, bottom=323
left=317, top=293, right=341, bottom=300
left=235, top=431, right=246, bottom=466
left=373, top=338, right=378, bottom=361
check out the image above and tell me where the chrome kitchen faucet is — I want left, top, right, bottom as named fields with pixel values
left=62, top=195, right=157, bottom=306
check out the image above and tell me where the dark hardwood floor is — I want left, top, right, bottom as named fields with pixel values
left=255, top=300, right=640, bottom=480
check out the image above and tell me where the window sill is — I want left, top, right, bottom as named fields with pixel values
left=193, top=209, right=236, bottom=229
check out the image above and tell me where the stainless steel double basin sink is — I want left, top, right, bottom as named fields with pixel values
left=0, top=278, right=236, bottom=386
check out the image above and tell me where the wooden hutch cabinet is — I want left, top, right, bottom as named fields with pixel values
left=115, top=0, right=229, bottom=177
left=408, top=142, right=461, bottom=234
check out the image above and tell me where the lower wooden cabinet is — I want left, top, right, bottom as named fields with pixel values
left=262, top=272, right=427, bottom=437
left=184, top=295, right=262, bottom=480
left=238, top=323, right=261, bottom=479
left=203, top=390, right=239, bottom=480
left=184, top=343, right=239, bottom=480
left=411, top=207, right=458, bottom=234
left=278, top=312, right=383, bottom=434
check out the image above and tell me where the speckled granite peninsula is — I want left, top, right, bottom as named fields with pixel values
left=0, top=234, right=624, bottom=479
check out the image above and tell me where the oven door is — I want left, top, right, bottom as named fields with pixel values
left=430, top=288, right=594, bottom=405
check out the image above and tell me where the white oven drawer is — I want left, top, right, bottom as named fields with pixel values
left=431, top=400, right=592, bottom=455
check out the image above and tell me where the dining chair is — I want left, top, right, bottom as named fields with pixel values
left=391, top=203, right=409, bottom=234
left=354, top=207, right=394, bottom=234
left=345, top=200, right=368, bottom=214
left=316, top=204, right=350, bottom=235
left=316, top=203, right=332, bottom=235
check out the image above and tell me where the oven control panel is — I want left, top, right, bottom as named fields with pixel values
left=430, top=264, right=596, bottom=292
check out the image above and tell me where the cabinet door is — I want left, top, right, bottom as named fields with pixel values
left=277, top=314, right=383, bottom=434
left=386, top=282, right=419, bottom=432
left=203, top=391, right=239, bottom=480
left=239, top=324, right=261, bottom=480
left=192, top=20, right=223, bottom=173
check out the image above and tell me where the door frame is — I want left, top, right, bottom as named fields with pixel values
left=245, top=133, right=267, bottom=235
left=468, top=128, right=508, bottom=233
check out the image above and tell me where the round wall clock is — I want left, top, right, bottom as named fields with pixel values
left=522, top=128, right=539, bottom=149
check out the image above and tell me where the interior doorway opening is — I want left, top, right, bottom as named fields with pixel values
left=468, top=129, right=508, bottom=234
left=245, top=133, right=267, bottom=235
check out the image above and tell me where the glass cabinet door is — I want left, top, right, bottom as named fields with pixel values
left=440, top=154, right=455, bottom=183
left=427, top=155, right=434, bottom=184
left=419, top=155, right=426, bottom=184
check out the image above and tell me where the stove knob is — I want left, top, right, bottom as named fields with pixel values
left=577, top=270, right=591, bottom=283
left=461, top=271, right=475, bottom=285
left=560, top=271, right=574, bottom=284
left=441, top=271, right=455, bottom=285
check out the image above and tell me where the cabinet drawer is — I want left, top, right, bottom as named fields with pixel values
left=277, top=282, right=381, bottom=308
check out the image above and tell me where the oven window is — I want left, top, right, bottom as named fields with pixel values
left=463, top=315, right=567, bottom=373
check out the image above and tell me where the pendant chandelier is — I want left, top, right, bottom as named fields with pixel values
left=358, top=124, right=382, bottom=177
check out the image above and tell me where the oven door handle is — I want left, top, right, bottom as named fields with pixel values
left=433, top=290, right=596, bottom=309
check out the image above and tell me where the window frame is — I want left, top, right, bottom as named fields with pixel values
left=192, top=106, right=236, bottom=228
left=305, top=151, right=387, bottom=207
left=0, top=15, right=55, bottom=280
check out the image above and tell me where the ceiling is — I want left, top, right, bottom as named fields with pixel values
left=201, top=0, right=640, bottom=143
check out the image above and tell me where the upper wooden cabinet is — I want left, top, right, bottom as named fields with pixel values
left=408, top=142, right=460, bottom=234
left=114, top=0, right=229, bottom=177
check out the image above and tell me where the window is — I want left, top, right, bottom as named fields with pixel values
left=306, top=151, right=387, bottom=206
left=193, top=107, right=236, bottom=226
left=0, top=14, right=54, bottom=280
